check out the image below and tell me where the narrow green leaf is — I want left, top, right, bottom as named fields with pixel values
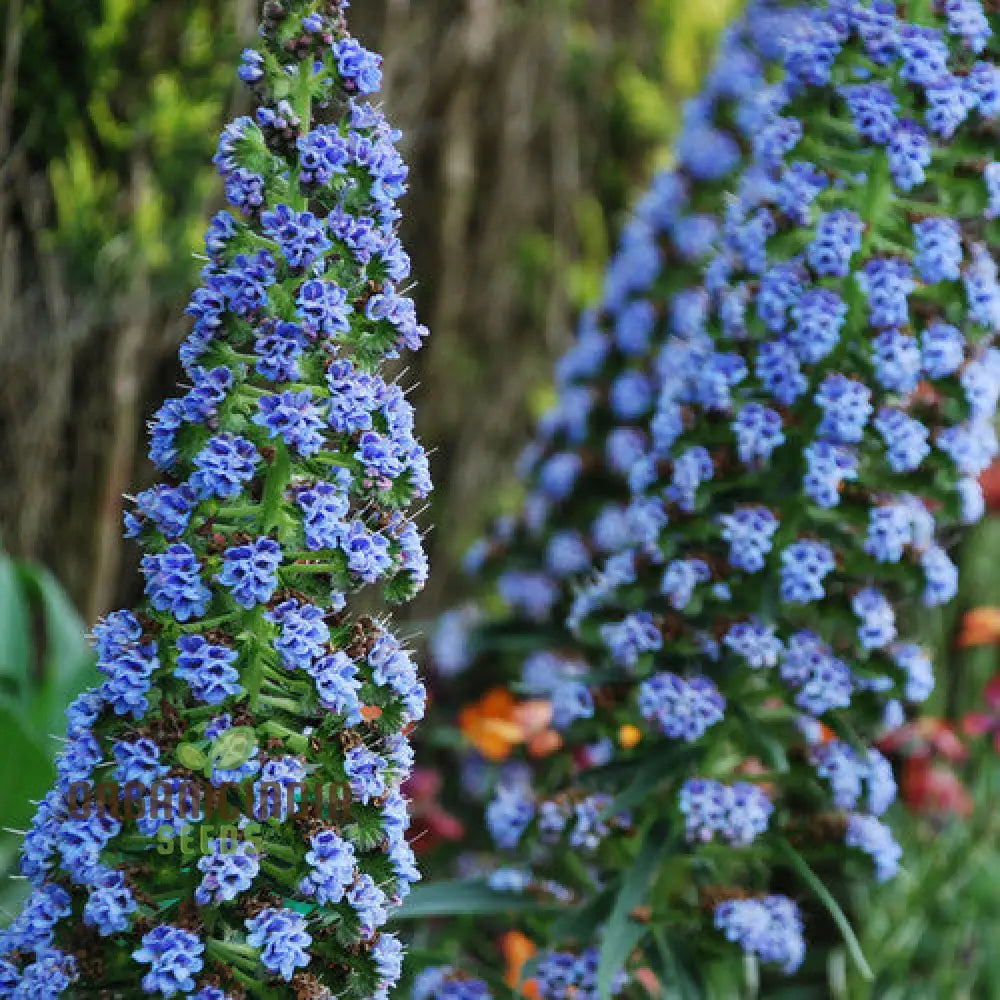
left=391, top=880, right=564, bottom=920
left=651, top=927, right=703, bottom=1000
left=776, top=837, right=873, bottom=981
left=597, top=819, right=675, bottom=999
left=601, top=745, right=698, bottom=819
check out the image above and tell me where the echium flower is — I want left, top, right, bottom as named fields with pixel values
left=428, top=0, right=1000, bottom=991
left=2, top=3, right=428, bottom=997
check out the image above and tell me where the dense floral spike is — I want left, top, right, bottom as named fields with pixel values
left=1, top=3, right=429, bottom=997
left=430, top=0, right=1000, bottom=988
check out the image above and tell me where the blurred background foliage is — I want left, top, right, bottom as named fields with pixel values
left=0, top=0, right=736, bottom=625
left=6, top=0, right=1000, bottom=993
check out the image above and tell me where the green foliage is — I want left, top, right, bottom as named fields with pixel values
left=15, top=0, right=244, bottom=300
left=852, top=762, right=1000, bottom=999
left=0, top=553, right=95, bottom=919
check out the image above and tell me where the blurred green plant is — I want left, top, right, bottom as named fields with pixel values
left=0, top=553, right=95, bottom=919
left=13, top=0, right=246, bottom=302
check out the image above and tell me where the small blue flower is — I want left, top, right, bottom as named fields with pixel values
left=253, top=390, right=327, bottom=457
left=666, top=445, right=713, bottom=512
left=83, top=870, right=137, bottom=937
left=872, top=328, right=922, bottom=395
left=922, top=545, right=959, bottom=606
left=216, top=537, right=282, bottom=608
left=815, top=374, right=872, bottom=444
left=245, top=907, right=312, bottom=982
left=714, top=896, right=804, bottom=973
left=780, top=630, right=852, bottom=714
left=851, top=587, right=897, bottom=650
left=140, top=544, right=211, bottom=622
left=679, top=778, right=772, bottom=846
left=309, top=650, right=363, bottom=722
left=661, top=558, right=711, bottom=610
left=638, top=673, right=725, bottom=741
left=803, top=440, right=858, bottom=508
left=191, top=433, right=259, bottom=499
left=723, top=619, right=783, bottom=668
left=174, top=635, right=241, bottom=705
left=300, top=829, right=356, bottom=904
left=267, top=599, right=330, bottom=671
left=718, top=506, right=779, bottom=573
left=333, top=37, right=383, bottom=94
left=888, top=121, right=931, bottom=191
left=731, top=403, right=784, bottom=465
left=921, top=321, right=966, bottom=378
left=874, top=407, right=930, bottom=472
left=487, top=786, right=535, bottom=849
left=846, top=814, right=902, bottom=882
left=756, top=339, right=807, bottom=405
left=858, top=257, right=914, bottom=328
left=914, top=216, right=963, bottom=283
left=296, top=278, right=353, bottom=337
left=195, top=839, right=260, bottom=905
left=897, top=23, right=951, bottom=86
left=925, top=76, right=976, bottom=138
left=842, top=82, right=900, bottom=143
left=787, top=287, right=847, bottom=363
left=132, top=925, right=204, bottom=997
left=344, top=745, right=389, bottom=804
left=347, top=874, right=390, bottom=939
left=254, top=321, right=306, bottom=382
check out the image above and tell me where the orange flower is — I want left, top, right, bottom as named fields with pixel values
left=956, top=607, right=1000, bottom=648
left=501, top=930, right=539, bottom=997
left=619, top=724, right=642, bottom=749
left=459, top=689, right=524, bottom=761
left=459, top=690, right=555, bottom=761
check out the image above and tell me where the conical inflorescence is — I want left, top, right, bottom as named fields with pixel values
left=429, top=0, right=1000, bottom=991
left=1, top=3, right=431, bottom=998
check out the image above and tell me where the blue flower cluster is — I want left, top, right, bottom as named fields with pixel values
left=2, top=4, right=430, bottom=998
left=428, top=0, right=1000, bottom=988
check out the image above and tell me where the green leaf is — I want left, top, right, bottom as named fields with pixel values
left=651, top=927, right=703, bottom=1000
left=601, top=744, right=698, bottom=818
left=176, top=743, right=208, bottom=771
left=209, top=727, right=257, bottom=769
left=597, top=819, right=675, bottom=999
left=776, top=837, right=873, bottom=981
left=17, top=562, right=95, bottom=734
left=391, top=880, right=564, bottom=920
left=0, top=555, right=32, bottom=695
left=728, top=702, right=789, bottom=773
left=0, top=696, right=56, bottom=830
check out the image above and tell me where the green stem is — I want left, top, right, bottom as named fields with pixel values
left=282, top=561, right=338, bottom=575
left=258, top=693, right=304, bottom=714
left=261, top=440, right=291, bottom=534
left=178, top=612, right=240, bottom=633
left=260, top=719, right=311, bottom=752
left=243, top=606, right=267, bottom=711
left=215, top=503, right=263, bottom=519
left=291, top=60, right=314, bottom=210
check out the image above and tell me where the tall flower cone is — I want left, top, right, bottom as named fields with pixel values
left=1, top=3, right=430, bottom=998
left=430, top=0, right=1000, bottom=991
